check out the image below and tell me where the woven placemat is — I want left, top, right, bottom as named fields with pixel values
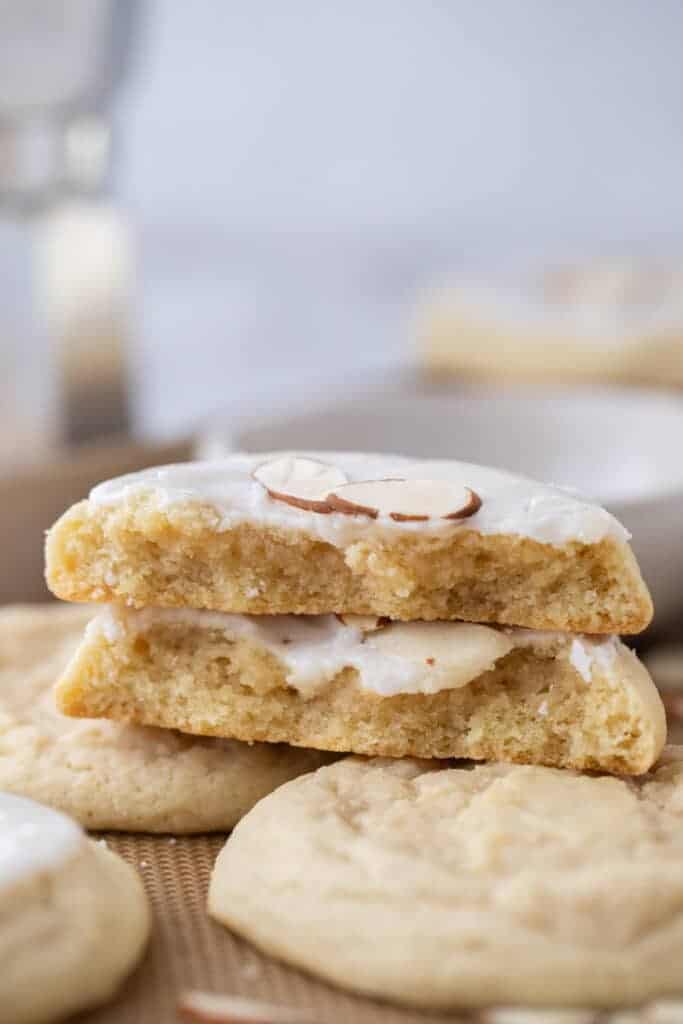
left=88, top=834, right=465, bottom=1024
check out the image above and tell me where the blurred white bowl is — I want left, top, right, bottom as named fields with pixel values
left=206, top=378, right=683, bottom=635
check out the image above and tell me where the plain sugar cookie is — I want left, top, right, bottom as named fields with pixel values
left=209, top=752, right=683, bottom=1011
left=0, top=792, right=150, bottom=1024
left=0, top=605, right=330, bottom=832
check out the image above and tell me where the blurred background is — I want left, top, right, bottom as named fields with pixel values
left=2, top=0, right=683, bottom=660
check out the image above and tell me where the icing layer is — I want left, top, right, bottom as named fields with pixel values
left=0, top=793, right=82, bottom=891
left=92, top=607, right=619, bottom=699
left=89, top=452, right=628, bottom=548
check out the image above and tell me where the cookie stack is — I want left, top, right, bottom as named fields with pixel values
left=46, top=451, right=664, bottom=775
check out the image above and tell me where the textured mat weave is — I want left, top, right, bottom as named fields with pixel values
left=88, top=833, right=461, bottom=1024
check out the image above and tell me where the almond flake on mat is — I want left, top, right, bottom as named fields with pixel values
left=644, top=999, right=683, bottom=1023
left=325, top=478, right=482, bottom=521
left=335, top=613, right=388, bottom=632
left=479, top=1010, right=597, bottom=1024
left=178, top=990, right=316, bottom=1023
left=253, top=456, right=348, bottom=513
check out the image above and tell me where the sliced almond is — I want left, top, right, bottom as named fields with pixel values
left=335, top=613, right=388, bottom=633
left=178, top=990, right=315, bottom=1023
left=644, top=1000, right=683, bottom=1023
left=326, top=478, right=481, bottom=521
left=366, top=621, right=513, bottom=693
left=479, top=1010, right=597, bottom=1024
left=253, top=456, right=348, bottom=513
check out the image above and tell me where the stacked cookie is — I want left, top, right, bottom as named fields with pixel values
left=46, top=451, right=664, bottom=774
left=0, top=604, right=329, bottom=833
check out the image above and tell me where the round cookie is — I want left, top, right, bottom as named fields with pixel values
left=0, top=792, right=149, bottom=1024
left=209, top=752, right=683, bottom=1011
left=46, top=450, right=652, bottom=635
left=0, top=605, right=330, bottom=832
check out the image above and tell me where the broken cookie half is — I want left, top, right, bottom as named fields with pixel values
left=45, top=451, right=652, bottom=634
left=56, top=607, right=665, bottom=775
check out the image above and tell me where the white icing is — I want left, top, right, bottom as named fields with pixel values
left=88, top=451, right=628, bottom=548
left=590, top=636, right=620, bottom=673
left=0, top=793, right=83, bottom=892
left=569, top=635, right=619, bottom=683
left=508, top=628, right=619, bottom=684
left=98, top=612, right=124, bottom=642
left=91, top=607, right=621, bottom=699
left=569, top=637, right=595, bottom=682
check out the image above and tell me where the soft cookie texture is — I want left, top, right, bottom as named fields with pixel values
left=0, top=793, right=149, bottom=1024
left=56, top=607, right=666, bottom=774
left=0, top=605, right=330, bottom=832
left=44, top=452, right=652, bottom=634
left=209, top=752, right=683, bottom=1011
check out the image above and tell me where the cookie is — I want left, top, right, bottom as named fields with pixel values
left=209, top=751, right=683, bottom=1010
left=0, top=605, right=330, bottom=832
left=45, top=452, right=652, bottom=634
left=418, top=262, right=683, bottom=387
left=0, top=792, right=149, bottom=1023
left=56, top=606, right=665, bottom=774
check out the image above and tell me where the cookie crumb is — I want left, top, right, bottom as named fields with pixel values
left=241, top=960, right=263, bottom=979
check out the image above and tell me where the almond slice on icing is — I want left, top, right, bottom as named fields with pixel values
left=178, top=990, right=315, bottom=1023
left=366, top=621, right=513, bottom=692
left=335, top=613, right=388, bottom=632
left=326, top=478, right=482, bottom=521
left=253, top=456, right=348, bottom=513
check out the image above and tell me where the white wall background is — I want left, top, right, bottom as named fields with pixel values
left=115, top=0, right=683, bottom=436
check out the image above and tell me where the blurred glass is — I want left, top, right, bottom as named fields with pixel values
left=0, top=0, right=138, bottom=463
left=0, top=0, right=138, bottom=206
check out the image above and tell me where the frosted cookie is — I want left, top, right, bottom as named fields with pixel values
left=0, top=792, right=149, bottom=1024
left=209, top=750, right=683, bottom=1010
left=56, top=607, right=666, bottom=774
left=418, top=261, right=683, bottom=386
left=45, top=452, right=652, bottom=634
left=0, top=605, right=330, bottom=832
